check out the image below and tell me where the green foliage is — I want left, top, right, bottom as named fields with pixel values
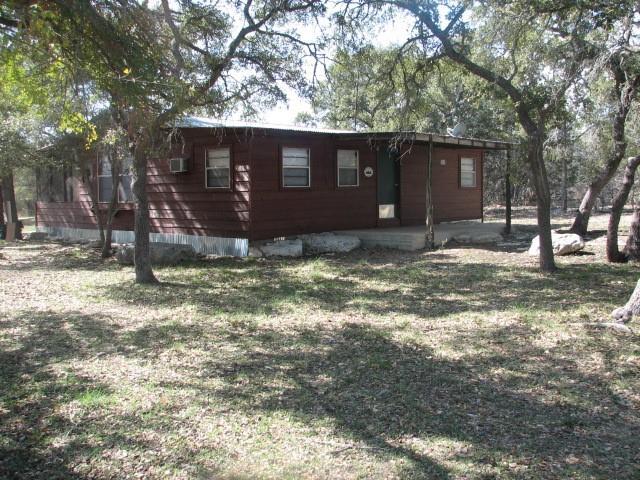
left=311, top=46, right=517, bottom=139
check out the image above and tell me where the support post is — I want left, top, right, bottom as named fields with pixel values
left=425, top=135, right=435, bottom=248
left=505, top=147, right=512, bottom=235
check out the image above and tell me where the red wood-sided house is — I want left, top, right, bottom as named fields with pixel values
left=35, top=118, right=510, bottom=256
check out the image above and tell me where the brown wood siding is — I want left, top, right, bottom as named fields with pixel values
left=145, top=132, right=250, bottom=237
left=249, top=135, right=378, bottom=240
left=36, top=201, right=134, bottom=231
left=36, top=128, right=486, bottom=240
left=431, top=147, right=483, bottom=223
left=37, top=131, right=252, bottom=238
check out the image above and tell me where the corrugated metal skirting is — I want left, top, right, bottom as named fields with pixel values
left=37, top=226, right=249, bottom=257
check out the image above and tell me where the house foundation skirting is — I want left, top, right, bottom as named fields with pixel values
left=36, top=226, right=249, bottom=257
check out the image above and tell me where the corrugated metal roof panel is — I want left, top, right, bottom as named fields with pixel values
left=175, top=116, right=355, bottom=134
left=174, top=117, right=516, bottom=149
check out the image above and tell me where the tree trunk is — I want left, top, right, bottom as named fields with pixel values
left=132, top=131, right=158, bottom=284
left=606, top=156, right=640, bottom=262
left=0, top=186, right=4, bottom=227
left=623, top=206, right=640, bottom=261
left=611, top=278, right=640, bottom=323
left=569, top=65, right=639, bottom=236
left=505, top=148, right=512, bottom=235
left=525, top=128, right=556, bottom=272
left=1, top=170, right=21, bottom=239
left=102, top=151, right=121, bottom=258
left=561, top=152, right=568, bottom=212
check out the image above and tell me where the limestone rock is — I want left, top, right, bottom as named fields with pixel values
left=259, top=239, right=303, bottom=258
left=116, top=242, right=197, bottom=265
left=528, top=232, right=584, bottom=256
left=299, top=232, right=361, bottom=254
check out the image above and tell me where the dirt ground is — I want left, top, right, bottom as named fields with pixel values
left=0, top=210, right=638, bottom=479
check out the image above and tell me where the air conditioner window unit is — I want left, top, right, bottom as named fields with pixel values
left=170, top=157, right=188, bottom=173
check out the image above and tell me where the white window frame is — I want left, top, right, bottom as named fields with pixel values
left=205, top=147, right=231, bottom=189
left=282, top=147, right=311, bottom=188
left=337, top=149, right=359, bottom=187
left=460, top=157, right=477, bottom=188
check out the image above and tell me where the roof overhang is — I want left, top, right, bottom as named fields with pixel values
left=335, top=131, right=515, bottom=150
left=173, top=117, right=516, bottom=150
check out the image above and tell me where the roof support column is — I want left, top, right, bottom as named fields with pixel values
left=426, top=135, right=435, bottom=248
left=505, top=147, right=512, bottom=235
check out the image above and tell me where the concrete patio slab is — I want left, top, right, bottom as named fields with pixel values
left=337, top=221, right=505, bottom=251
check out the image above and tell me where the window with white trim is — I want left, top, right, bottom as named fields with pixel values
left=282, top=147, right=310, bottom=187
left=98, top=153, right=134, bottom=202
left=337, top=149, right=359, bottom=187
left=460, top=157, right=476, bottom=188
left=206, top=147, right=231, bottom=189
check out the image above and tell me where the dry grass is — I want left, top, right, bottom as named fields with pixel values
left=1, top=211, right=639, bottom=479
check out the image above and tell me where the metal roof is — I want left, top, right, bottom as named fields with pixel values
left=175, top=116, right=515, bottom=150
left=175, top=116, right=354, bottom=134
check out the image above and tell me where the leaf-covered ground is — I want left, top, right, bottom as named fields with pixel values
left=1, top=211, right=639, bottom=479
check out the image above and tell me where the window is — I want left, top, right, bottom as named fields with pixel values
left=37, top=166, right=74, bottom=202
left=282, top=147, right=310, bottom=187
left=337, top=149, right=359, bottom=187
left=98, top=153, right=134, bottom=202
left=460, top=157, right=476, bottom=188
left=206, top=147, right=231, bottom=189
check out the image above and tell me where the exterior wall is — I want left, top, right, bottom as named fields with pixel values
left=148, top=129, right=250, bottom=238
left=431, top=147, right=483, bottom=223
left=397, top=145, right=483, bottom=225
left=37, top=130, right=251, bottom=241
left=249, top=135, right=378, bottom=240
left=36, top=129, right=487, bottom=250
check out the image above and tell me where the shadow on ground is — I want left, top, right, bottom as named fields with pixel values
left=1, top=243, right=639, bottom=478
left=1, top=308, right=638, bottom=478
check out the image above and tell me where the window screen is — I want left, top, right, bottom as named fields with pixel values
left=282, top=147, right=310, bottom=187
left=206, top=147, right=231, bottom=188
left=337, top=149, right=359, bottom=187
left=460, top=157, right=476, bottom=188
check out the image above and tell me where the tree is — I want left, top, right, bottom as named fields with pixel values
left=569, top=11, right=640, bottom=235
left=623, top=204, right=640, bottom=261
left=606, top=155, right=640, bottom=262
left=310, top=46, right=516, bottom=139
left=340, top=1, right=613, bottom=272
left=612, top=278, right=640, bottom=323
left=3, top=0, right=323, bottom=283
left=0, top=86, right=45, bottom=239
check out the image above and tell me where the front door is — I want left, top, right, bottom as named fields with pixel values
left=377, top=148, right=400, bottom=219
